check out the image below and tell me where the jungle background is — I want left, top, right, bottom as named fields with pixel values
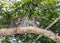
left=0, top=0, right=60, bottom=43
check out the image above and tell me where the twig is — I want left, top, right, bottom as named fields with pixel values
left=32, top=35, right=43, bottom=43
left=46, top=16, right=60, bottom=29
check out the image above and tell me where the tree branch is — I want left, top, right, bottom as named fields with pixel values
left=46, top=16, right=60, bottom=29
left=32, top=35, right=43, bottom=43
left=0, top=26, right=60, bottom=43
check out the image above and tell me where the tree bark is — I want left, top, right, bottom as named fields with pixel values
left=0, top=26, right=60, bottom=43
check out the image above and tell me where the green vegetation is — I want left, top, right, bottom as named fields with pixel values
left=0, top=0, right=60, bottom=43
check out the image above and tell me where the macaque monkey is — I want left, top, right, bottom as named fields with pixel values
left=13, top=16, right=41, bottom=28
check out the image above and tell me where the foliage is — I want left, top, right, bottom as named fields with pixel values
left=0, top=0, right=60, bottom=43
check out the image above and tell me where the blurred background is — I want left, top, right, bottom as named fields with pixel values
left=0, top=0, right=60, bottom=43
